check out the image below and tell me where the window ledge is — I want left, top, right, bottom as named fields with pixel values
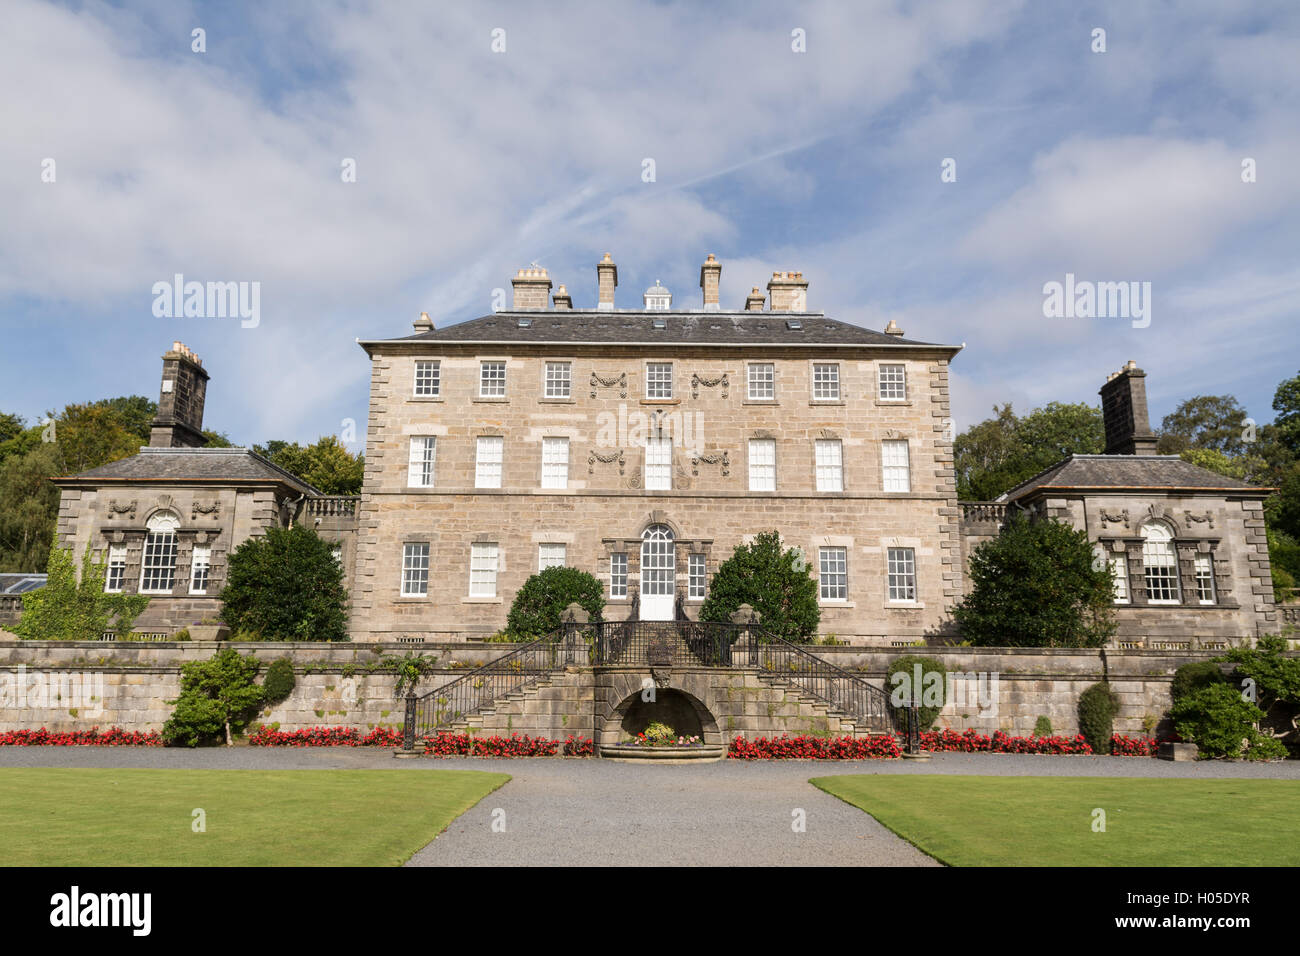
left=810, top=400, right=845, bottom=406
left=640, top=398, right=680, bottom=405
left=462, top=596, right=502, bottom=604
left=539, top=397, right=576, bottom=404
left=875, top=400, right=912, bottom=406
left=473, top=397, right=509, bottom=403
left=886, top=601, right=925, bottom=609
left=409, top=396, right=444, bottom=402
left=395, top=596, right=429, bottom=603
left=742, top=400, right=779, bottom=406
left=819, top=600, right=855, bottom=609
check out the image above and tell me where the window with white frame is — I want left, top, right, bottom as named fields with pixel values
left=541, top=437, right=569, bottom=489
left=407, top=436, right=436, bottom=488
left=878, top=364, right=907, bottom=401
left=105, top=544, right=127, bottom=593
left=645, top=362, right=673, bottom=400
left=538, top=543, right=566, bottom=571
left=645, top=436, right=672, bottom=490
left=544, top=362, right=572, bottom=399
left=1109, top=555, right=1130, bottom=604
left=818, top=547, right=847, bottom=601
left=881, top=440, right=910, bottom=492
left=688, top=553, right=706, bottom=599
left=139, top=511, right=179, bottom=593
left=189, top=545, right=211, bottom=595
left=610, top=552, right=628, bottom=598
left=1194, top=554, right=1216, bottom=604
left=749, top=438, right=776, bottom=491
left=470, top=542, right=499, bottom=597
left=476, top=436, right=504, bottom=488
left=887, top=547, right=916, bottom=602
left=812, top=363, right=840, bottom=401
left=414, top=360, right=440, bottom=397
left=1141, top=522, right=1181, bottom=603
left=815, top=439, right=843, bottom=492
left=401, top=543, right=429, bottom=596
left=479, top=361, right=506, bottom=397
left=747, top=363, right=775, bottom=400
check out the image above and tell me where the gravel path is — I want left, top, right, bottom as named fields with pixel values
left=4, top=749, right=1297, bottom=866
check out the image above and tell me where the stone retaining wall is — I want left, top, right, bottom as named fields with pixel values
left=1, top=641, right=1282, bottom=738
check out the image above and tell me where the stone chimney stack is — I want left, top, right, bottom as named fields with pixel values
left=767, top=271, right=808, bottom=312
left=1099, top=360, right=1159, bottom=456
left=596, top=253, right=618, bottom=311
left=744, top=287, right=766, bottom=311
left=511, top=266, right=552, bottom=310
left=883, top=319, right=905, bottom=337
left=552, top=284, right=573, bottom=310
left=699, top=253, right=721, bottom=311
left=149, top=342, right=209, bottom=448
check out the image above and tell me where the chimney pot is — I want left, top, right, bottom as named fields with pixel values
left=553, top=284, right=573, bottom=310
left=744, top=287, right=766, bottom=311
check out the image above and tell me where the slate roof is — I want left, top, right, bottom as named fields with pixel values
left=1001, top=454, right=1267, bottom=502
left=360, top=310, right=960, bottom=351
left=0, top=574, right=46, bottom=595
left=55, top=447, right=320, bottom=494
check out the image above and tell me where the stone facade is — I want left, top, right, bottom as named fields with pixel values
left=351, top=255, right=964, bottom=644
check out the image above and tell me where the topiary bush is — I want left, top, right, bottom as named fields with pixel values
left=887, top=655, right=947, bottom=730
left=219, top=524, right=348, bottom=641
left=698, top=531, right=820, bottom=642
left=1033, top=716, right=1053, bottom=737
left=261, top=658, right=296, bottom=705
left=505, top=566, right=604, bottom=640
left=1077, top=681, right=1119, bottom=754
left=1170, top=660, right=1229, bottom=704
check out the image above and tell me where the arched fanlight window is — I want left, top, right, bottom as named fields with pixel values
left=1140, top=521, right=1181, bottom=604
left=640, top=525, right=676, bottom=599
left=140, top=510, right=180, bottom=594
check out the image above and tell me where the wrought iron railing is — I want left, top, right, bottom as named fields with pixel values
left=408, top=626, right=589, bottom=740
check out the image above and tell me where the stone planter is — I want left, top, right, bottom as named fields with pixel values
left=598, top=743, right=726, bottom=764
left=1157, top=741, right=1199, bottom=762
left=188, top=624, right=229, bottom=641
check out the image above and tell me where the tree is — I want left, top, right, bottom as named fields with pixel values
left=954, top=402, right=1104, bottom=500
left=254, top=436, right=364, bottom=494
left=698, top=531, right=820, bottom=642
left=162, top=648, right=265, bottom=746
left=53, top=403, right=142, bottom=475
left=13, top=544, right=148, bottom=640
left=0, top=443, right=60, bottom=573
left=953, top=514, right=1116, bottom=647
left=219, top=525, right=348, bottom=641
left=505, top=565, right=604, bottom=639
left=1156, top=394, right=1251, bottom=457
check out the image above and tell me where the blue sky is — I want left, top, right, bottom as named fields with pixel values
left=1, top=0, right=1297, bottom=451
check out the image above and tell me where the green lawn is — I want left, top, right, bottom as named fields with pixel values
left=811, top=774, right=1300, bottom=866
left=0, top=768, right=509, bottom=866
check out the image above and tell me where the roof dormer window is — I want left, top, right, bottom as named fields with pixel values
left=644, top=280, right=672, bottom=310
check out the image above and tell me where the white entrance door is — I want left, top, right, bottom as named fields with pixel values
left=640, top=525, right=676, bottom=621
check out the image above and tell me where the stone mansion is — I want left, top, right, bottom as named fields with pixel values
left=42, top=254, right=1282, bottom=647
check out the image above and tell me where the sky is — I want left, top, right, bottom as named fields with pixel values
left=1, top=0, right=1297, bottom=451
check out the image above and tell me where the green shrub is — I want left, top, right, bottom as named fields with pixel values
left=15, top=544, right=149, bottom=641
left=172, top=628, right=191, bottom=642
left=1033, top=716, right=1053, bottom=737
left=953, top=514, right=1116, bottom=647
left=887, top=655, right=947, bottom=730
left=1170, top=660, right=1228, bottom=704
left=162, top=648, right=264, bottom=747
left=261, top=658, right=296, bottom=705
left=219, top=524, right=348, bottom=641
left=1170, top=684, right=1287, bottom=760
left=505, top=566, right=604, bottom=640
left=698, top=531, right=820, bottom=642
left=1077, top=681, right=1119, bottom=754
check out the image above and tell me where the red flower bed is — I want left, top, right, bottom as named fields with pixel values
left=728, top=734, right=902, bottom=760
left=1110, top=734, right=1160, bottom=757
left=247, top=725, right=405, bottom=747
left=423, top=732, right=585, bottom=757
left=917, top=728, right=1093, bottom=754
left=0, top=727, right=163, bottom=747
